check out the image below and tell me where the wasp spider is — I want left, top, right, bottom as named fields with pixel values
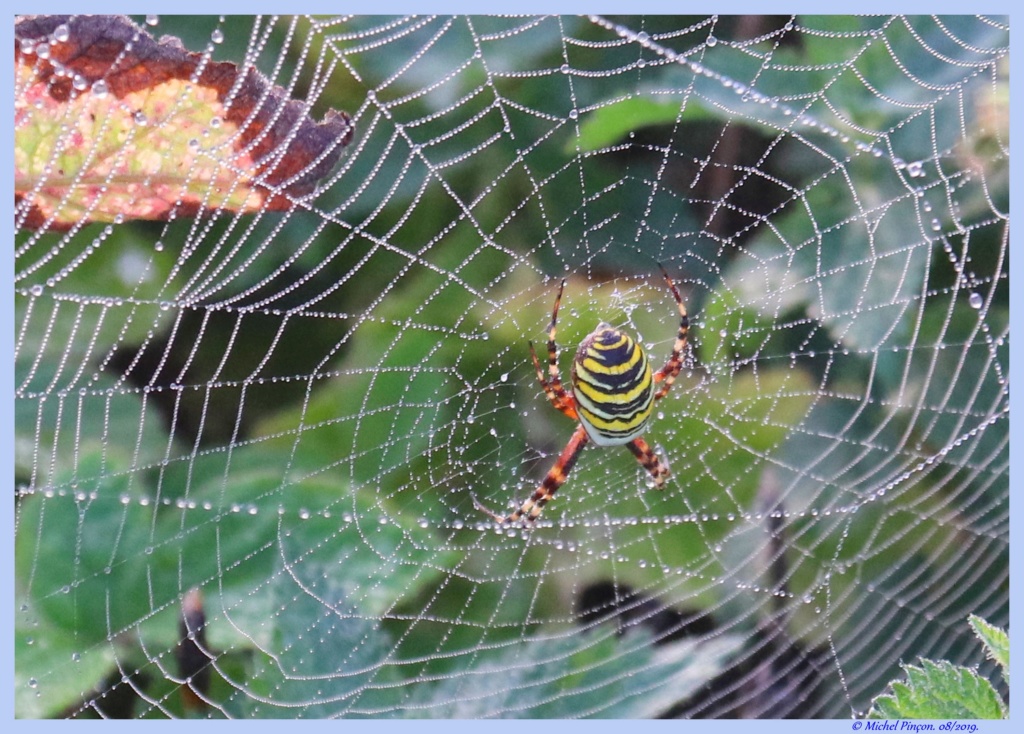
left=475, top=265, right=689, bottom=526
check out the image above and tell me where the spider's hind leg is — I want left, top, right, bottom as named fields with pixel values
left=475, top=424, right=590, bottom=525
left=627, top=436, right=670, bottom=489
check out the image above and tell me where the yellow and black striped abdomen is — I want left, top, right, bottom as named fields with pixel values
left=571, top=324, right=655, bottom=446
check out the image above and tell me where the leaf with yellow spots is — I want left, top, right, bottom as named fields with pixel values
left=14, top=15, right=354, bottom=231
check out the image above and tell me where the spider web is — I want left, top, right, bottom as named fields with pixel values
left=14, top=14, right=1009, bottom=719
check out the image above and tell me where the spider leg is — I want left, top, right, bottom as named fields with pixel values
left=652, top=264, right=689, bottom=401
left=529, top=340, right=578, bottom=420
left=528, top=279, right=578, bottom=420
left=627, top=436, right=670, bottom=489
left=475, top=424, right=590, bottom=525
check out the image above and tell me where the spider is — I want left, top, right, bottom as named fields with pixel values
left=474, top=265, right=689, bottom=526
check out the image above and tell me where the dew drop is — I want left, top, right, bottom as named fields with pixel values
left=705, top=34, right=718, bottom=47
left=52, top=24, right=70, bottom=43
left=969, top=292, right=983, bottom=309
left=133, top=111, right=148, bottom=126
left=29, top=284, right=44, bottom=297
left=211, top=29, right=224, bottom=44
left=91, top=80, right=108, bottom=97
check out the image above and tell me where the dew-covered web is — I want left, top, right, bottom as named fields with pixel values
left=14, top=15, right=1009, bottom=719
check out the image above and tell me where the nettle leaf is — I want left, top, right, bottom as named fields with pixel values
left=15, top=15, right=354, bottom=231
left=969, top=615, right=1009, bottom=687
left=868, top=659, right=1006, bottom=720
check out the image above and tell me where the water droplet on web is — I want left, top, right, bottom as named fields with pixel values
left=906, top=161, right=924, bottom=178
left=969, top=292, right=983, bottom=309
left=146, top=15, right=160, bottom=26
left=706, top=34, right=718, bottom=47
left=29, top=284, right=44, bottom=297
left=91, top=80, right=108, bottom=97
left=211, top=29, right=225, bottom=44
left=52, top=24, right=70, bottom=43
left=133, top=111, right=148, bottom=126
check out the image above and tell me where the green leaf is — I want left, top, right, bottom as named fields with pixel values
left=868, top=659, right=1006, bottom=720
left=573, top=95, right=714, bottom=152
left=969, top=615, right=1009, bottom=687
left=15, top=450, right=156, bottom=641
left=237, top=545, right=404, bottom=718
left=15, top=613, right=115, bottom=718
left=405, top=627, right=742, bottom=718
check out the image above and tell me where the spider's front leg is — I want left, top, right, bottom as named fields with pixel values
left=528, top=278, right=577, bottom=420
left=474, top=424, right=590, bottom=525
left=653, top=265, right=689, bottom=401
